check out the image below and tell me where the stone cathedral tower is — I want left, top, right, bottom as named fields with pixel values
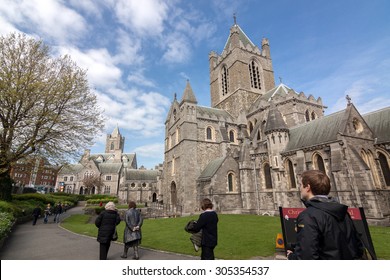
left=209, top=22, right=275, bottom=118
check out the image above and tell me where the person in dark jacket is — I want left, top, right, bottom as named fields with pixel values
left=53, top=203, right=63, bottom=223
left=287, top=170, right=363, bottom=260
left=32, top=205, right=41, bottom=226
left=121, top=201, right=143, bottom=260
left=95, top=201, right=121, bottom=260
left=192, top=198, right=218, bottom=260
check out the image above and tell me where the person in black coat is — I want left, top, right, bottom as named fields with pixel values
left=95, top=201, right=121, bottom=260
left=32, top=205, right=41, bottom=226
left=287, top=170, right=364, bottom=260
left=192, top=198, right=218, bottom=260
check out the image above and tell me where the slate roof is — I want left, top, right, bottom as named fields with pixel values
left=125, top=169, right=159, bottom=181
left=181, top=80, right=197, bottom=104
left=198, top=157, right=225, bottom=181
left=264, top=104, right=288, bottom=133
left=284, top=110, right=346, bottom=152
left=363, top=107, right=390, bottom=144
left=98, top=163, right=122, bottom=174
left=197, top=106, right=233, bottom=121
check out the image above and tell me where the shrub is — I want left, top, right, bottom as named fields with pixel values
left=0, top=212, right=15, bottom=240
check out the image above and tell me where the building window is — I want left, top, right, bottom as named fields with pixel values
left=106, top=175, right=112, bottom=181
left=110, top=142, right=114, bottom=150
left=314, top=153, right=326, bottom=173
left=104, top=186, right=110, bottom=194
left=264, top=163, right=273, bottom=189
left=249, top=60, right=261, bottom=89
left=287, top=160, right=296, bottom=189
left=131, top=183, right=136, bottom=188
left=142, top=183, right=147, bottom=188
left=70, top=176, right=73, bottom=181
left=221, top=65, right=229, bottom=96
left=64, top=176, right=68, bottom=182
left=378, top=152, right=390, bottom=186
left=248, top=121, right=254, bottom=134
left=305, top=110, right=310, bottom=122
left=361, top=149, right=380, bottom=187
left=229, top=130, right=235, bottom=142
left=206, top=127, right=213, bottom=141
left=311, top=111, right=317, bottom=120
left=228, top=172, right=235, bottom=192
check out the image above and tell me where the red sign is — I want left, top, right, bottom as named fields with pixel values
left=281, top=208, right=304, bottom=219
left=348, top=208, right=362, bottom=220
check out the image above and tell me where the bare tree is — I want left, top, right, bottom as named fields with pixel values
left=82, top=174, right=104, bottom=195
left=0, top=33, right=105, bottom=200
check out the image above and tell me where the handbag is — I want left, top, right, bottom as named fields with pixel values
left=112, top=229, right=118, bottom=241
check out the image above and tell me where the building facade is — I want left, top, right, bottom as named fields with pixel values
left=56, top=127, right=160, bottom=204
left=160, top=23, right=390, bottom=224
left=11, top=157, right=59, bottom=193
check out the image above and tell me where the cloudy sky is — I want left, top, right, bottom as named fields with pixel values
left=1, top=0, right=389, bottom=169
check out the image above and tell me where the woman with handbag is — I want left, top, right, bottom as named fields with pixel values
left=95, top=201, right=121, bottom=260
left=121, top=201, right=143, bottom=260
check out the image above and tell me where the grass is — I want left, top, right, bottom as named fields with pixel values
left=61, top=214, right=390, bottom=260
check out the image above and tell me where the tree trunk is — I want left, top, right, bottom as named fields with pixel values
left=0, top=167, right=13, bottom=201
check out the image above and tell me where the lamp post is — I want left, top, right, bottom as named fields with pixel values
left=251, top=155, right=260, bottom=215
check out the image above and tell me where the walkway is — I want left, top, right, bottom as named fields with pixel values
left=0, top=204, right=197, bottom=260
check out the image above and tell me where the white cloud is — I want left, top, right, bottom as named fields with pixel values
left=128, top=71, right=156, bottom=88
left=0, top=0, right=87, bottom=43
left=133, top=143, right=165, bottom=159
left=113, top=0, right=168, bottom=36
left=162, top=32, right=191, bottom=63
left=57, top=46, right=122, bottom=89
left=113, top=29, right=144, bottom=66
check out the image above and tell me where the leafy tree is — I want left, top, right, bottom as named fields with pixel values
left=0, top=33, right=105, bottom=201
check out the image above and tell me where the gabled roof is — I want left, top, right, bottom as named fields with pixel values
left=98, top=163, right=122, bottom=174
left=284, top=110, right=346, bottom=152
left=224, top=24, right=255, bottom=51
left=363, top=107, right=390, bottom=144
left=58, top=164, right=84, bottom=174
left=198, top=157, right=225, bottom=180
left=249, top=83, right=296, bottom=112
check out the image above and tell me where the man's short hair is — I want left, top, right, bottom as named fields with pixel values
left=201, top=198, right=213, bottom=210
left=301, top=170, right=331, bottom=195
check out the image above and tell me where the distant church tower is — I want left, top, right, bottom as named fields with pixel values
left=105, top=126, right=125, bottom=153
left=209, top=18, right=275, bottom=118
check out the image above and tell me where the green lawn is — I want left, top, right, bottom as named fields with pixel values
left=61, top=214, right=390, bottom=260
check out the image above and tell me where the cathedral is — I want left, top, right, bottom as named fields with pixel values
left=56, top=126, right=160, bottom=204
left=160, top=22, right=390, bottom=224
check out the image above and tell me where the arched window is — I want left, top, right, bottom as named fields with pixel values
left=228, top=172, right=235, bottom=192
left=110, top=142, right=114, bottom=150
left=221, top=65, right=229, bottom=96
left=361, top=150, right=380, bottom=187
left=314, top=153, right=326, bottom=173
left=257, top=130, right=261, bottom=140
left=206, top=127, right=213, bottom=140
left=248, top=121, right=254, bottom=134
left=229, top=130, right=235, bottom=142
left=311, top=111, right=317, bottom=120
left=305, top=110, right=310, bottom=122
left=264, top=163, right=273, bottom=189
left=249, top=60, right=261, bottom=89
left=287, top=160, right=296, bottom=189
left=378, top=152, right=390, bottom=186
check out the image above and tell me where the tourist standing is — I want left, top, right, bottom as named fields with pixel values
left=121, top=201, right=143, bottom=260
left=43, top=203, right=51, bottom=224
left=53, top=203, right=63, bottom=223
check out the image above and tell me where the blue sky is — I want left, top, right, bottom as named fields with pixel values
left=1, top=0, right=389, bottom=169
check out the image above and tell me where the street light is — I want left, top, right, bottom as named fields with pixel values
left=251, top=155, right=260, bottom=215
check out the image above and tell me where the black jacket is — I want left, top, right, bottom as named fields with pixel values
left=192, top=210, right=218, bottom=248
left=289, top=196, right=363, bottom=260
left=95, top=210, right=121, bottom=243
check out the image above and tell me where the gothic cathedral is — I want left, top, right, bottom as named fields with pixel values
left=161, top=22, right=390, bottom=224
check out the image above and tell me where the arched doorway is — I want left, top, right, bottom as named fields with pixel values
left=79, top=187, right=84, bottom=195
left=152, top=192, right=157, bottom=202
left=170, top=182, right=177, bottom=206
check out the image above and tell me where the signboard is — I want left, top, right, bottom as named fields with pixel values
left=279, top=207, right=376, bottom=259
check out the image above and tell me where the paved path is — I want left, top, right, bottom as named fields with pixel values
left=0, top=204, right=197, bottom=260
